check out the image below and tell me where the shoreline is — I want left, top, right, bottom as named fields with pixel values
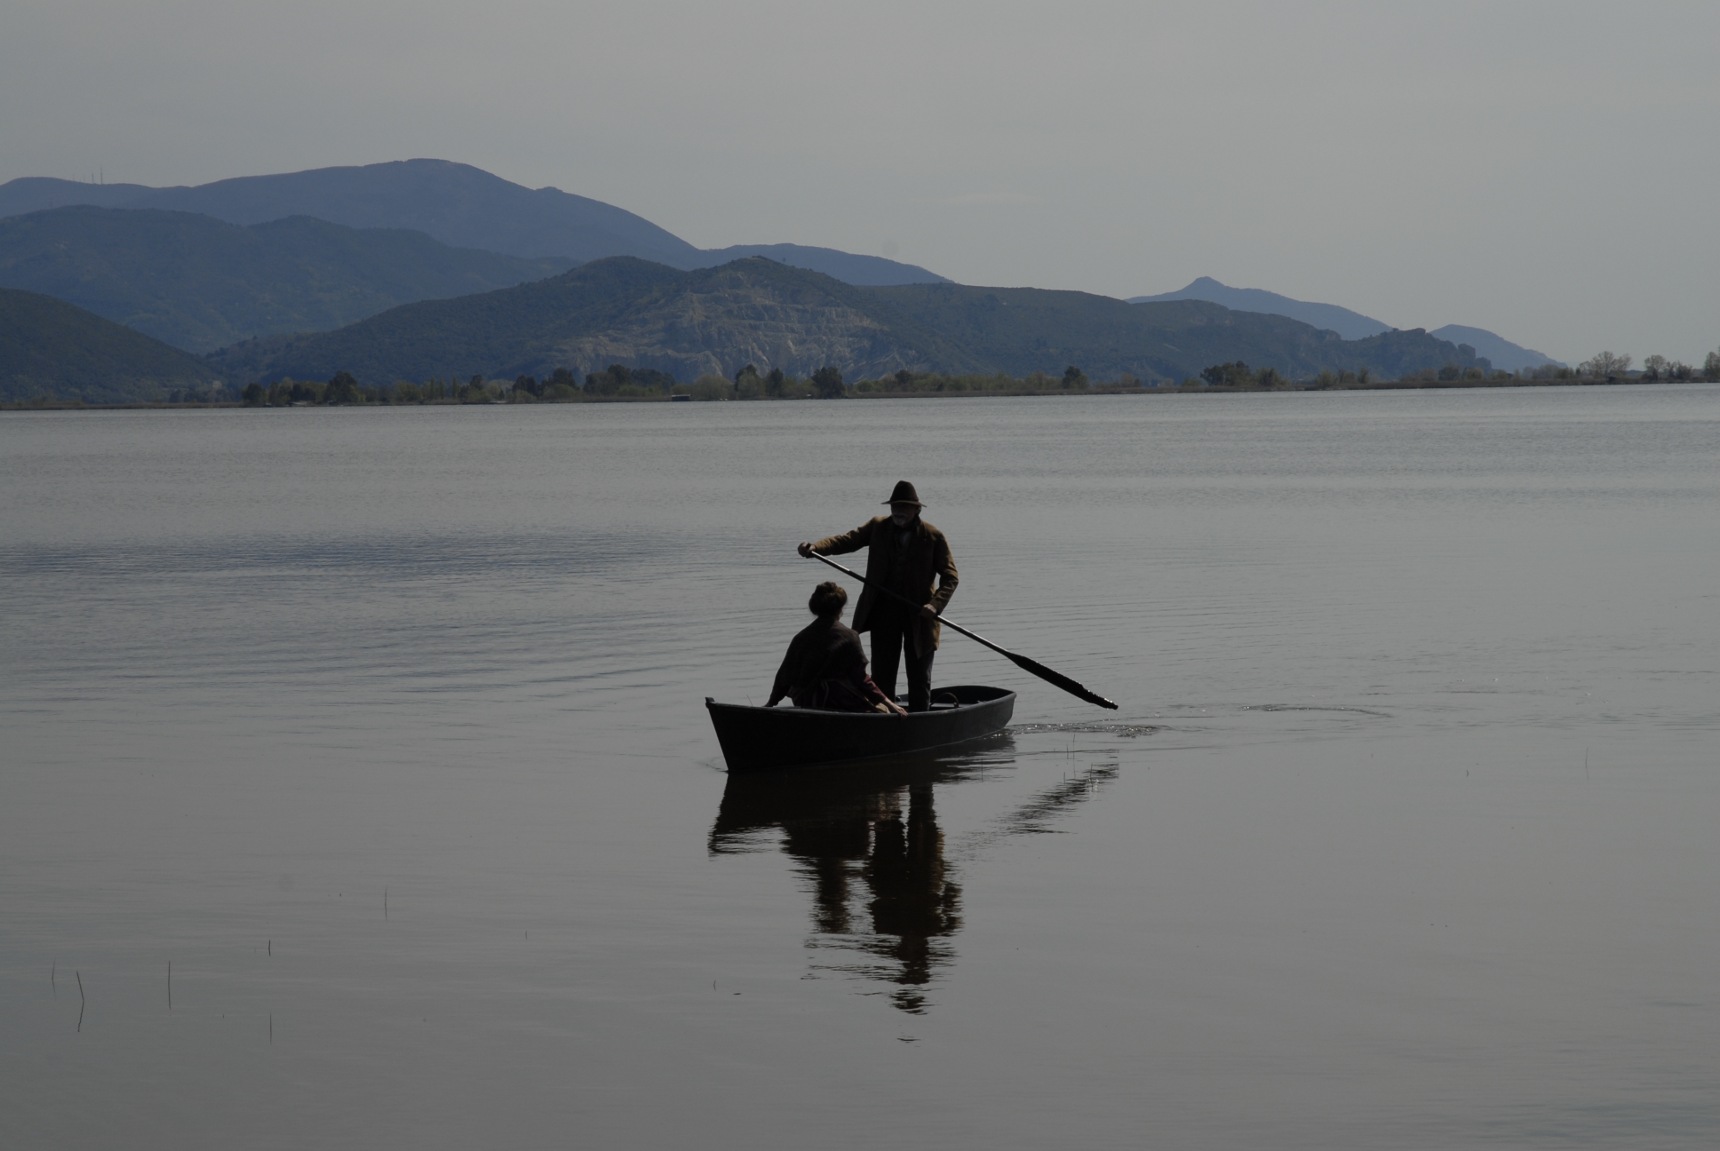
left=1, top=376, right=1706, bottom=413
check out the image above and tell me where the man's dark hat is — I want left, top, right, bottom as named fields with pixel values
left=883, top=480, right=924, bottom=507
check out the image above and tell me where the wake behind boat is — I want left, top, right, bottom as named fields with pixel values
left=706, top=685, right=1015, bottom=772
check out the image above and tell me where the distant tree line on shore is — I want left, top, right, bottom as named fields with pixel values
left=227, top=362, right=1130, bottom=407
left=1569, top=350, right=1720, bottom=382
left=35, top=345, right=1711, bottom=410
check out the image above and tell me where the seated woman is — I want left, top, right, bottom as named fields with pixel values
left=766, top=581, right=907, bottom=714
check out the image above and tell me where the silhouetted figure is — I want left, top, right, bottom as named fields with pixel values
left=767, top=581, right=905, bottom=715
left=798, top=480, right=958, bottom=712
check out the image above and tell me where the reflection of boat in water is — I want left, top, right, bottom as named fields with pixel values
left=705, top=684, right=1015, bottom=772
left=711, top=751, right=990, bottom=1013
left=710, top=740, right=1117, bottom=1015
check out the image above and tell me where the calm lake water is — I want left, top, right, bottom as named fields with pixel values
left=3, top=387, right=1717, bottom=1149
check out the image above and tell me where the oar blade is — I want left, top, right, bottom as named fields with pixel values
left=1004, top=650, right=1119, bottom=710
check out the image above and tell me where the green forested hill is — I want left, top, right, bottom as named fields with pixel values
left=210, top=256, right=1492, bottom=387
left=0, top=288, right=221, bottom=403
left=0, top=206, right=571, bottom=352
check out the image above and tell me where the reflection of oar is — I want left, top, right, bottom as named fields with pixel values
left=806, top=550, right=1119, bottom=710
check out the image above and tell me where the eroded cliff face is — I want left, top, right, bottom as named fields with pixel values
left=538, top=277, right=925, bottom=381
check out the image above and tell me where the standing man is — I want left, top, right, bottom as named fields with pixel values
left=797, top=481, right=958, bottom=712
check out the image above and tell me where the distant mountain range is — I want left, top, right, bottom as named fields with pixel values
left=0, top=159, right=1550, bottom=400
left=0, top=288, right=217, bottom=403
left=1132, top=277, right=1561, bottom=372
left=0, top=206, right=571, bottom=352
left=1422, top=325, right=1561, bottom=375
left=1132, top=277, right=1388, bottom=340
left=0, top=160, right=948, bottom=286
left=208, top=256, right=1491, bottom=388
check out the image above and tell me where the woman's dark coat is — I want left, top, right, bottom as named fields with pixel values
left=768, top=616, right=893, bottom=711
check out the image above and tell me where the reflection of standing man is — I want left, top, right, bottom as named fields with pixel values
left=864, top=781, right=961, bottom=1013
left=797, top=481, right=958, bottom=712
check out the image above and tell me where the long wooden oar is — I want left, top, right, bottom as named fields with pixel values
left=806, top=550, right=1119, bottom=710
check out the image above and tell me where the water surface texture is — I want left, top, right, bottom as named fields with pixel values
left=4, top=387, right=1718, bottom=1149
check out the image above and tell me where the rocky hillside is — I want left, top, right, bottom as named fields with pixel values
left=210, top=257, right=1493, bottom=386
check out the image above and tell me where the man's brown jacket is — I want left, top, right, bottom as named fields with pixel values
left=810, top=516, right=958, bottom=653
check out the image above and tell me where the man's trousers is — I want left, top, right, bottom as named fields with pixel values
left=868, top=617, right=935, bottom=712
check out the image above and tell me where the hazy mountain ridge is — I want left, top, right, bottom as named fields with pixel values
left=1132, top=276, right=1390, bottom=340
left=1, top=164, right=1551, bottom=365
left=0, top=162, right=699, bottom=268
left=1133, top=277, right=1561, bottom=371
left=699, top=243, right=947, bottom=286
left=1426, top=325, right=1562, bottom=373
left=0, top=160, right=946, bottom=288
left=208, top=256, right=1492, bottom=387
left=0, top=206, right=572, bottom=352
left=0, top=288, right=218, bottom=403
left=0, top=162, right=1549, bottom=393
left=0, top=178, right=155, bottom=215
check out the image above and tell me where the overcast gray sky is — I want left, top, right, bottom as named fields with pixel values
left=6, top=0, right=1717, bottom=363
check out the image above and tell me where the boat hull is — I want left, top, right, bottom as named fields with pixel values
left=706, top=684, right=1015, bottom=772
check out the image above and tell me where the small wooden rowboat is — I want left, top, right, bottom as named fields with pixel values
left=705, top=685, right=1016, bottom=772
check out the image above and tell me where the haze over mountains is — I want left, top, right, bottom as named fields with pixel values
left=0, top=206, right=570, bottom=352
left=0, top=158, right=1541, bottom=400
left=0, top=160, right=948, bottom=286
left=1134, top=277, right=1561, bottom=372
left=1423, top=325, right=1561, bottom=375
